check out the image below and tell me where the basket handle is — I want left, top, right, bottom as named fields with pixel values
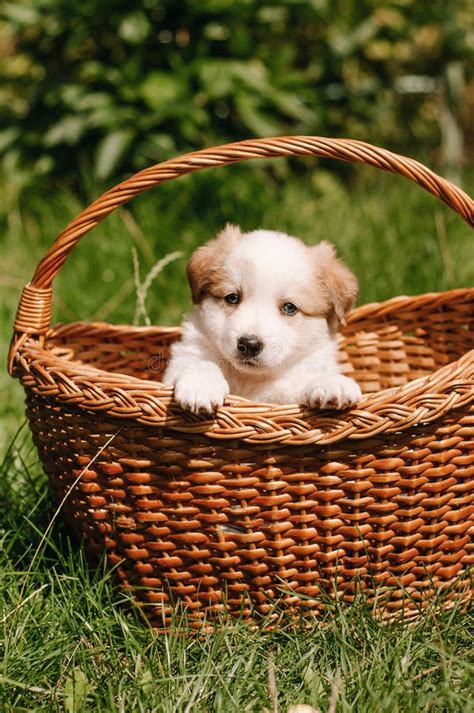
left=9, top=136, right=473, bottom=372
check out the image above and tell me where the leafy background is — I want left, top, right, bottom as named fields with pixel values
left=0, top=0, right=472, bottom=191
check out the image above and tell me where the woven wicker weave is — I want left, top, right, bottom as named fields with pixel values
left=8, top=137, right=474, bottom=629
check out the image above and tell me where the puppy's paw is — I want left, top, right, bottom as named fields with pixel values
left=173, top=373, right=229, bottom=415
left=305, top=375, right=361, bottom=410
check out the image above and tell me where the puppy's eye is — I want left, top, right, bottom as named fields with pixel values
left=224, top=293, right=240, bottom=305
left=281, top=302, right=298, bottom=315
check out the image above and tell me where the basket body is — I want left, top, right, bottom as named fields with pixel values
left=21, top=290, right=474, bottom=628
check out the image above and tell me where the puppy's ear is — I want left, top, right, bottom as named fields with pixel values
left=187, top=224, right=242, bottom=304
left=312, top=241, right=358, bottom=328
left=187, top=244, right=215, bottom=304
left=215, top=223, right=242, bottom=243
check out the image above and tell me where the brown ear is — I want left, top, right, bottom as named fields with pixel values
left=187, top=224, right=242, bottom=303
left=312, top=241, right=358, bottom=327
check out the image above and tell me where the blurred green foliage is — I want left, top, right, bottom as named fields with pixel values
left=0, top=0, right=472, bottom=187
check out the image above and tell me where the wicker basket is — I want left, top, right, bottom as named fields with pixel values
left=8, top=137, right=474, bottom=629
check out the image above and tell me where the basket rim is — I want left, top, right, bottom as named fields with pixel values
left=15, top=287, right=474, bottom=447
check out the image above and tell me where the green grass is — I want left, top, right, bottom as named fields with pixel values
left=1, top=163, right=473, bottom=711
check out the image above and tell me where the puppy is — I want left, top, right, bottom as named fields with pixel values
left=163, top=225, right=361, bottom=413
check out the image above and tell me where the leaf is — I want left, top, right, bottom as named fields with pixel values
left=95, top=129, right=135, bottom=181
left=235, top=94, right=281, bottom=136
left=1, top=2, right=40, bottom=25
left=43, top=116, right=86, bottom=147
left=0, top=127, right=20, bottom=152
left=139, top=667, right=154, bottom=696
left=119, top=11, right=151, bottom=44
left=330, top=18, right=378, bottom=57
left=204, top=22, right=230, bottom=41
left=264, top=88, right=313, bottom=123
left=139, top=72, right=185, bottom=110
left=74, top=92, right=114, bottom=112
left=197, top=59, right=235, bottom=99
left=231, top=60, right=270, bottom=92
left=63, top=666, right=90, bottom=713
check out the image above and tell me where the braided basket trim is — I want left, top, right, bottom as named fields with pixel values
left=15, top=288, right=474, bottom=446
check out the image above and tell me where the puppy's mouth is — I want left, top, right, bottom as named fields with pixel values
left=234, top=354, right=264, bottom=370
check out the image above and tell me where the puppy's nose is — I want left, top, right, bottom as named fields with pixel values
left=237, top=335, right=263, bottom=358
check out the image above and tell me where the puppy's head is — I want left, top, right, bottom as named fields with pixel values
left=187, top=225, right=357, bottom=374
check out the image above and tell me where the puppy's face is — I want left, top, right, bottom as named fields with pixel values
left=187, top=225, right=357, bottom=375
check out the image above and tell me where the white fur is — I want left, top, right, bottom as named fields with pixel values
left=163, top=228, right=362, bottom=413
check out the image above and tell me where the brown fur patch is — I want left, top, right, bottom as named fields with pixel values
left=310, top=241, right=358, bottom=327
left=286, top=282, right=330, bottom=317
left=187, top=224, right=242, bottom=303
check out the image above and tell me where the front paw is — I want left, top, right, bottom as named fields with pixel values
left=173, top=373, right=229, bottom=415
left=305, top=375, right=361, bottom=409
